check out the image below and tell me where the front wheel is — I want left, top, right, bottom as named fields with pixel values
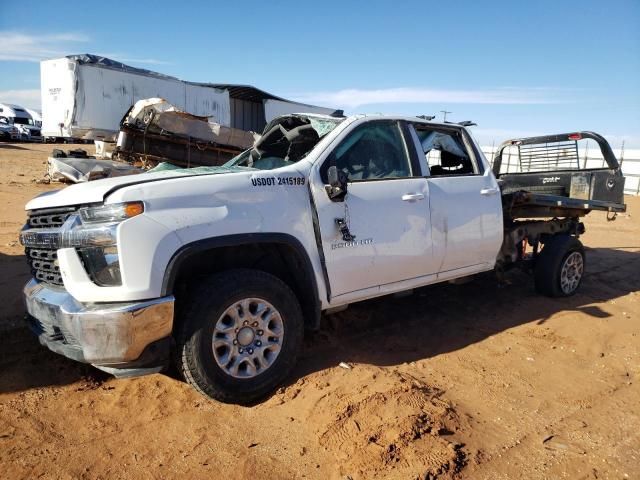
left=176, top=269, right=304, bottom=404
left=534, top=235, right=585, bottom=297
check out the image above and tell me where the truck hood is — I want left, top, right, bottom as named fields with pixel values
left=26, top=165, right=249, bottom=210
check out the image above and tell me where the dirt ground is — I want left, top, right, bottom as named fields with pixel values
left=0, top=142, right=638, bottom=480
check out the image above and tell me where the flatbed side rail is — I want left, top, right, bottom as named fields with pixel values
left=511, top=192, right=627, bottom=213
left=492, top=131, right=620, bottom=177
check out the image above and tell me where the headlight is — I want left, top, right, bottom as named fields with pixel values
left=72, top=202, right=143, bottom=286
left=61, top=223, right=118, bottom=247
left=79, top=202, right=144, bottom=223
left=20, top=202, right=144, bottom=286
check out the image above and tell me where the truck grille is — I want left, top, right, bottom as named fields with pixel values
left=26, top=247, right=63, bottom=284
left=27, top=206, right=76, bottom=228
left=25, top=206, right=78, bottom=285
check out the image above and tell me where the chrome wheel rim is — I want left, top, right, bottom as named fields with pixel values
left=560, top=251, right=584, bottom=294
left=212, top=298, right=284, bottom=379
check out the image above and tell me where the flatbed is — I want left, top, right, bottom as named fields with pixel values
left=491, top=131, right=626, bottom=275
left=494, top=131, right=626, bottom=220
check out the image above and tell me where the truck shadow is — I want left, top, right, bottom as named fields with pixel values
left=0, top=143, right=30, bottom=150
left=0, top=251, right=111, bottom=395
left=0, top=246, right=638, bottom=396
left=289, top=246, right=640, bottom=386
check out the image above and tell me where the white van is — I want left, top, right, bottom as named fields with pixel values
left=0, top=103, right=42, bottom=142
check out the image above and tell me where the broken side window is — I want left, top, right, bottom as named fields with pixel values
left=412, top=126, right=477, bottom=176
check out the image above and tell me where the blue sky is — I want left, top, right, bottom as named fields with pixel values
left=1, top=0, right=638, bottom=146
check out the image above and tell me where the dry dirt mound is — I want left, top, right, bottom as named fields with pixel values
left=319, top=384, right=465, bottom=479
left=268, top=366, right=467, bottom=479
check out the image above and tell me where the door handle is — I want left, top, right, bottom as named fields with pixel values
left=480, top=187, right=499, bottom=196
left=402, top=193, right=425, bottom=202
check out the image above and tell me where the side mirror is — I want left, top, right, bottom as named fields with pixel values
left=327, top=165, right=348, bottom=201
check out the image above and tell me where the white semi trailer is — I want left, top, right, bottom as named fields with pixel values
left=40, top=55, right=231, bottom=141
left=40, top=55, right=334, bottom=142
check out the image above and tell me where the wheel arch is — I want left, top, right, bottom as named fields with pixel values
left=162, top=233, right=322, bottom=331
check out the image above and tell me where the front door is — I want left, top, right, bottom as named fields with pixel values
left=310, top=120, right=436, bottom=299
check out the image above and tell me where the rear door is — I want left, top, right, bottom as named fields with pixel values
left=310, top=119, right=437, bottom=300
left=407, top=124, right=503, bottom=275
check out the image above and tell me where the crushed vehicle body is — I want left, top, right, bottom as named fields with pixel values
left=48, top=148, right=143, bottom=183
left=113, top=98, right=259, bottom=168
left=19, top=113, right=626, bottom=404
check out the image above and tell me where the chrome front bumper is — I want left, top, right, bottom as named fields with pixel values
left=24, top=279, right=174, bottom=371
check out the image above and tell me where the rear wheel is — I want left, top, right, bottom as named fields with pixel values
left=176, top=269, right=304, bottom=404
left=534, top=235, right=585, bottom=297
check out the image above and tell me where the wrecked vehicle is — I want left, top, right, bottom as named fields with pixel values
left=113, top=98, right=259, bottom=168
left=45, top=98, right=259, bottom=184
left=20, top=113, right=626, bottom=403
left=48, top=148, right=143, bottom=183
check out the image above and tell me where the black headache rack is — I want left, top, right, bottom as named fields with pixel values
left=493, top=131, right=627, bottom=219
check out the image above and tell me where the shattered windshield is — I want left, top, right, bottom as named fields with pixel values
left=225, top=115, right=343, bottom=170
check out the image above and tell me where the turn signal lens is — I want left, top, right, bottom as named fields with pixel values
left=123, top=202, right=144, bottom=218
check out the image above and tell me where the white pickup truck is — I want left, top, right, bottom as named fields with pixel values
left=20, top=113, right=626, bottom=403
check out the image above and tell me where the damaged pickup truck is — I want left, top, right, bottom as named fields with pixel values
left=20, top=113, right=626, bottom=403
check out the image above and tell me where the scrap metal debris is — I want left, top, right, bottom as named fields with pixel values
left=48, top=149, right=143, bottom=183
left=113, top=98, right=258, bottom=168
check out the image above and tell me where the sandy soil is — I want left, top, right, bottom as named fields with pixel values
left=0, top=142, right=638, bottom=479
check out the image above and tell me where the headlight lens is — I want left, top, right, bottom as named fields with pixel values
left=79, top=202, right=144, bottom=224
left=61, top=223, right=118, bottom=248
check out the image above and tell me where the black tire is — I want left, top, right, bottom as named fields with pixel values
left=534, top=235, right=585, bottom=297
left=175, top=269, right=304, bottom=404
